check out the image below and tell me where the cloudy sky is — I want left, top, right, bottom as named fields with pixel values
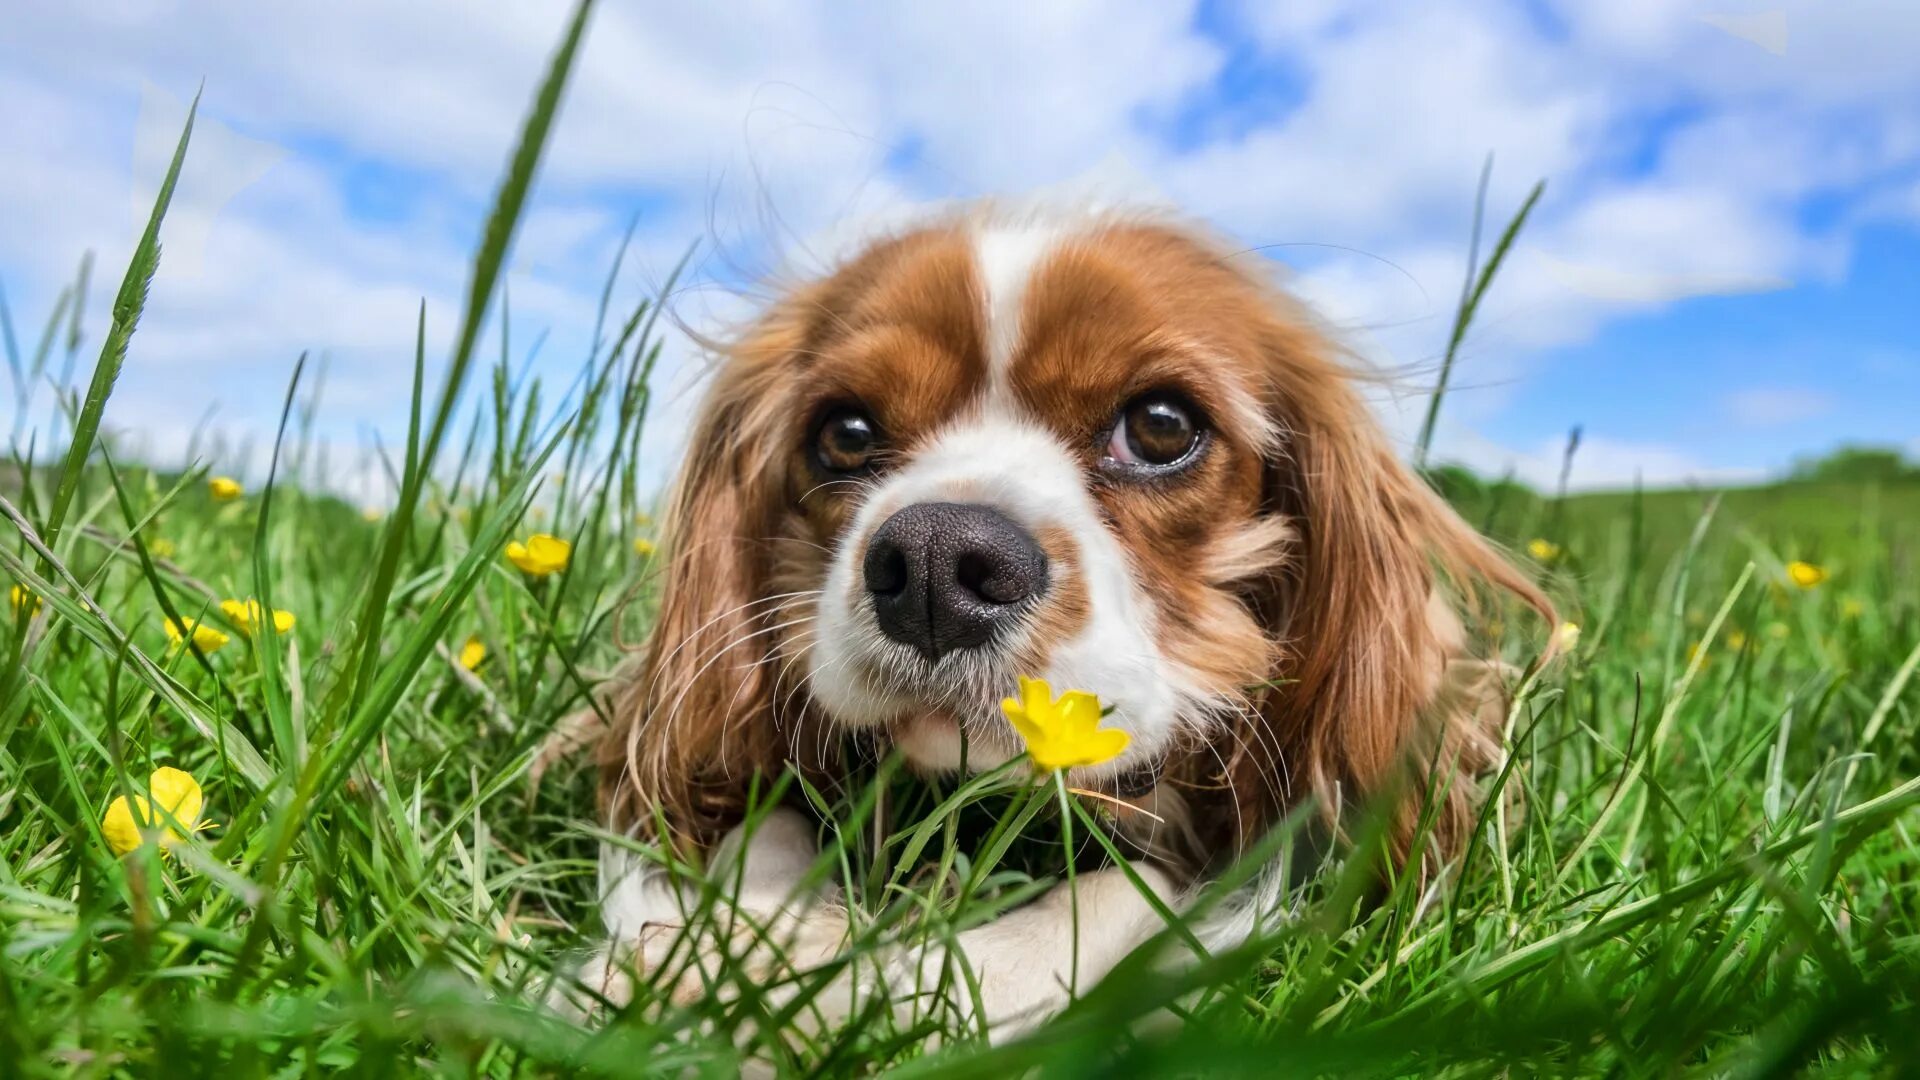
left=2, top=1, right=1916, bottom=502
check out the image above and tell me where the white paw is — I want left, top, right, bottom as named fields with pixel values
left=632, top=908, right=857, bottom=1011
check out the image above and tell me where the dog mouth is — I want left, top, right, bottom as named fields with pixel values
left=882, top=707, right=1165, bottom=797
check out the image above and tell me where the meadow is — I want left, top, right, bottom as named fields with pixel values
left=4, top=7, right=1919, bottom=1075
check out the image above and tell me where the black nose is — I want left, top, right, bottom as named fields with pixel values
left=863, top=502, right=1048, bottom=660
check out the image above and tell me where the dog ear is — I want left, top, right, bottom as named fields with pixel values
left=1240, top=307, right=1555, bottom=869
left=598, top=289, right=822, bottom=849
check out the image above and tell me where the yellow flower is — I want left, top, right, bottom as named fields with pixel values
left=1785, top=561, right=1826, bottom=589
left=1527, top=538, right=1562, bottom=562
left=209, top=476, right=243, bottom=502
left=102, top=766, right=212, bottom=856
left=1551, top=621, right=1581, bottom=652
left=1727, top=630, right=1748, bottom=650
left=147, top=537, right=177, bottom=559
left=164, top=616, right=230, bottom=653
left=633, top=536, right=656, bottom=558
left=1766, top=621, right=1790, bottom=641
left=218, top=598, right=295, bottom=635
left=1841, top=597, right=1865, bottom=620
left=361, top=507, right=383, bottom=523
left=505, top=533, right=571, bottom=577
left=634, top=511, right=653, bottom=527
left=458, top=635, right=486, bottom=671
left=10, top=585, right=40, bottom=617
left=1000, top=676, right=1130, bottom=772
left=1685, top=642, right=1713, bottom=668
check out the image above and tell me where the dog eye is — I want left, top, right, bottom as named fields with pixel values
left=1106, top=394, right=1202, bottom=469
left=814, top=407, right=881, bottom=473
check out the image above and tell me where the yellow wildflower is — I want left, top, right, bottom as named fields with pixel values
left=1551, top=621, right=1581, bottom=652
left=147, top=537, right=177, bottom=559
left=633, top=536, right=656, bottom=558
left=1000, top=676, right=1130, bottom=772
left=1685, top=642, right=1713, bottom=668
left=1785, top=561, right=1827, bottom=589
left=1527, top=538, right=1562, bottom=562
left=10, top=585, right=40, bottom=617
left=218, top=598, right=295, bottom=635
left=102, top=766, right=213, bottom=857
left=505, top=533, right=571, bottom=577
left=209, top=476, right=243, bottom=502
left=1841, top=597, right=1864, bottom=619
left=1727, top=630, right=1748, bottom=651
left=361, top=507, right=383, bottom=523
left=458, top=635, right=486, bottom=671
left=164, top=616, right=230, bottom=653
left=1766, top=621, right=1790, bottom=641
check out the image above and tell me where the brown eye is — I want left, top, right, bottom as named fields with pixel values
left=815, top=407, right=881, bottom=473
left=1106, top=394, right=1202, bottom=469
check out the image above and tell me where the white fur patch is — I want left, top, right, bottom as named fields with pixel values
left=972, top=222, right=1064, bottom=390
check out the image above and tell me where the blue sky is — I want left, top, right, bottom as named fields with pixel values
left=1, top=1, right=1916, bottom=504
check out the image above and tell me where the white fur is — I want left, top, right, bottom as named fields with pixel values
left=973, top=222, right=1063, bottom=389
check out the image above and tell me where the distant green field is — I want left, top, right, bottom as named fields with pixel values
left=4, top=9, right=1917, bottom=1074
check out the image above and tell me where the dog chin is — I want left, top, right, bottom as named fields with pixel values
left=889, top=710, right=1020, bottom=774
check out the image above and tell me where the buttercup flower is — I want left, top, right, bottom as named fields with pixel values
left=361, top=507, right=383, bottom=523
left=164, top=616, right=230, bottom=653
left=458, top=635, right=486, bottom=671
left=632, top=536, right=656, bottom=558
left=1001, top=676, right=1130, bottom=772
left=1785, top=561, right=1827, bottom=589
left=102, top=766, right=213, bottom=856
left=147, top=537, right=177, bottom=559
left=209, top=476, right=243, bottom=502
left=1527, top=538, right=1562, bottom=562
left=10, top=585, right=40, bottom=617
left=1841, top=597, right=1865, bottom=619
left=1766, top=621, right=1791, bottom=641
left=219, top=598, right=296, bottom=635
left=1552, top=621, right=1581, bottom=652
left=505, top=533, right=571, bottom=577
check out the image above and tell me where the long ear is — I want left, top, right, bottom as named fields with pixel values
left=598, top=291, right=819, bottom=849
left=1248, top=314, right=1555, bottom=869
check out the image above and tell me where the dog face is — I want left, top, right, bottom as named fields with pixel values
left=797, top=222, right=1286, bottom=788
left=602, top=209, right=1551, bottom=864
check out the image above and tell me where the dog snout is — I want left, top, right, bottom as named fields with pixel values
left=862, top=502, right=1048, bottom=660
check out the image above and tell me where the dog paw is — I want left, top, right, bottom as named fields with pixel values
left=631, top=909, right=856, bottom=1010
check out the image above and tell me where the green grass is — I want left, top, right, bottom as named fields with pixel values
left=5, top=8, right=1920, bottom=1074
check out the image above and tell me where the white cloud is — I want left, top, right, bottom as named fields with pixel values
left=1697, top=11, right=1789, bottom=57
left=1724, top=386, right=1837, bottom=427
left=1436, top=426, right=1767, bottom=492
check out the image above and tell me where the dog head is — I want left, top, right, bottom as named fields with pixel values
left=601, top=208, right=1551, bottom=865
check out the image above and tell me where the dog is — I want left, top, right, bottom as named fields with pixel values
left=566, top=205, right=1554, bottom=1042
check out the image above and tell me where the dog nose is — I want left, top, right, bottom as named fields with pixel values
left=863, top=502, right=1048, bottom=659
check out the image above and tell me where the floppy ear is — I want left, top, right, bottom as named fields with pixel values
left=1245, top=311, right=1554, bottom=869
left=598, top=290, right=823, bottom=849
